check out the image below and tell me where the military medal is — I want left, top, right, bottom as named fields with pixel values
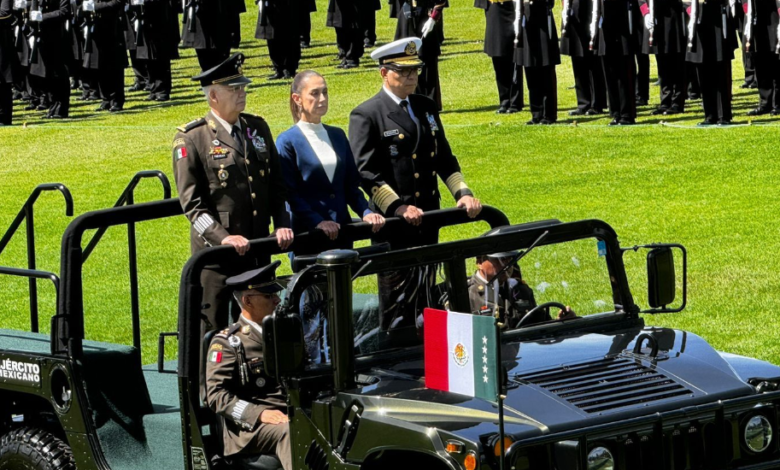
left=426, top=113, right=439, bottom=131
left=255, top=378, right=266, bottom=388
left=210, top=146, right=228, bottom=160
left=248, top=128, right=267, bottom=152
left=212, top=139, right=220, bottom=146
left=218, top=169, right=229, bottom=181
left=241, top=325, right=251, bottom=334
left=389, top=145, right=399, bottom=157
left=228, top=336, right=240, bottom=347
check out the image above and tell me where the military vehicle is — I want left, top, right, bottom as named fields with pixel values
left=1, top=187, right=780, bottom=470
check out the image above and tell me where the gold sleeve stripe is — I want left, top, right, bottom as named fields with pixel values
left=445, top=172, right=470, bottom=197
left=373, top=184, right=401, bottom=214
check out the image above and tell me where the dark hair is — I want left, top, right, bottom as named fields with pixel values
left=290, top=70, right=324, bottom=123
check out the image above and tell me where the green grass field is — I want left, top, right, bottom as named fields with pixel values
left=1, top=0, right=779, bottom=366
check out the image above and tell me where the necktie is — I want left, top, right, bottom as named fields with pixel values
left=400, top=100, right=410, bottom=114
left=232, top=126, right=243, bottom=149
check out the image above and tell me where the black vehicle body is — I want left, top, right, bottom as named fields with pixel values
left=1, top=192, right=780, bottom=470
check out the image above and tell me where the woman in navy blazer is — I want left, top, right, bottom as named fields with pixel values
left=277, top=70, right=385, bottom=254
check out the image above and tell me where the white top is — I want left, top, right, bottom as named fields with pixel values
left=296, top=121, right=337, bottom=183
left=383, top=86, right=419, bottom=127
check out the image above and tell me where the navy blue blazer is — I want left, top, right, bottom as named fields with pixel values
left=276, top=124, right=372, bottom=234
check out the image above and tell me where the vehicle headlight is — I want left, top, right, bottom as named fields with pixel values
left=745, top=415, right=773, bottom=453
left=587, top=446, right=614, bottom=470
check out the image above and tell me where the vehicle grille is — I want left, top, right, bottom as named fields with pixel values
left=304, top=440, right=329, bottom=470
left=514, top=356, right=692, bottom=414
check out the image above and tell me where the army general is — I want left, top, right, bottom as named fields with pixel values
left=172, top=53, right=293, bottom=335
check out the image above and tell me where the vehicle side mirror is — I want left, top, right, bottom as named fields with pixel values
left=647, top=247, right=675, bottom=308
left=262, top=312, right=305, bottom=380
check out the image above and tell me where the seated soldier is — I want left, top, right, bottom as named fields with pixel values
left=467, top=251, right=576, bottom=329
left=205, top=261, right=292, bottom=470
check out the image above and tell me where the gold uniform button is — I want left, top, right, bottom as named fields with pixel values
left=412, top=153, right=417, bottom=159
left=251, top=193, right=256, bottom=199
left=371, top=186, right=378, bottom=195
left=430, top=152, right=435, bottom=157
left=415, top=192, right=420, bottom=197
left=432, top=171, right=436, bottom=176
left=249, top=176, right=253, bottom=182
left=432, top=190, right=436, bottom=195
left=221, top=182, right=227, bottom=188
left=220, top=164, right=225, bottom=169
left=414, top=173, right=419, bottom=179
left=399, top=134, right=405, bottom=140
left=432, top=131, right=436, bottom=136
left=253, top=210, right=257, bottom=216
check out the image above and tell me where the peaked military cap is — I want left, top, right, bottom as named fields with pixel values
left=371, top=37, right=424, bottom=68
left=226, top=260, right=284, bottom=293
left=192, top=53, right=252, bottom=87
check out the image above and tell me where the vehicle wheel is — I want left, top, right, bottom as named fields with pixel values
left=0, top=427, right=75, bottom=470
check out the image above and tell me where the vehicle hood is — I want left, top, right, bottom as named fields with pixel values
left=343, top=326, right=778, bottom=443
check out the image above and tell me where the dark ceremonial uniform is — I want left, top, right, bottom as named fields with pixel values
left=81, top=0, right=127, bottom=111
left=560, top=0, right=607, bottom=113
left=255, top=0, right=301, bottom=78
left=349, top=89, right=472, bottom=245
left=206, top=316, right=291, bottom=468
left=326, top=0, right=366, bottom=67
left=124, top=0, right=178, bottom=101
left=364, top=0, right=381, bottom=46
left=514, top=0, right=560, bottom=123
left=480, top=0, right=524, bottom=112
left=299, top=0, right=315, bottom=47
left=596, top=0, right=637, bottom=123
left=172, top=54, right=290, bottom=333
left=0, top=0, right=20, bottom=124
left=181, top=0, right=240, bottom=70
left=27, top=0, right=71, bottom=118
left=734, top=0, right=756, bottom=87
left=685, top=0, right=737, bottom=123
left=743, top=0, right=780, bottom=114
left=468, top=273, right=540, bottom=329
left=632, top=0, right=650, bottom=104
left=394, top=0, right=447, bottom=107
left=639, top=0, right=687, bottom=112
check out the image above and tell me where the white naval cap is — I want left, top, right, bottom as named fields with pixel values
left=370, top=37, right=424, bottom=68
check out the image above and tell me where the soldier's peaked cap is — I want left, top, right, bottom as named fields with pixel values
left=226, top=260, right=284, bottom=294
left=371, top=37, right=424, bottom=68
left=192, top=53, right=252, bottom=87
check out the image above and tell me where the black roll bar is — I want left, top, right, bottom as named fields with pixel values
left=81, top=171, right=171, bottom=353
left=0, top=183, right=73, bottom=332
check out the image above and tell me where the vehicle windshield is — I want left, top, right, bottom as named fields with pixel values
left=298, top=236, right=618, bottom=368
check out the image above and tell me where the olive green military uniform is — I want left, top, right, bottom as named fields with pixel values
left=172, top=110, right=290, bottom=331
left=467, top=272, right=538, bottom=329
left=205, top=315, right=291, bottom=468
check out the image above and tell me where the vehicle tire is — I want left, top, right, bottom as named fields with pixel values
left=0, top=427, right=75, bottom=470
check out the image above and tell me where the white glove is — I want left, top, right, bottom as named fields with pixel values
left=13, top=0, right=28, bottom=10
left=82, top=0, right=95, bottom=12
left=29, top=9, right=42, bottom=21
left=421, top=17, right=436, bottom=38
left=644, top=14, right=653, bottom=31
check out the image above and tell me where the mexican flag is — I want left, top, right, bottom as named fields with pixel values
left=424, top=308, right=499, bottom=401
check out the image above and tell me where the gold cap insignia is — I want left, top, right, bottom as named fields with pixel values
left=241, top=325, right=251, bottom=334
left=405, top=41, right=417, bottom=56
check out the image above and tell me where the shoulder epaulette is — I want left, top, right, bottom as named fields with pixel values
left=177, top=118, right=206, bottom=133
left=228, top=323, right=242, bottom=336
left=214, top=327, right=230, bottom=338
